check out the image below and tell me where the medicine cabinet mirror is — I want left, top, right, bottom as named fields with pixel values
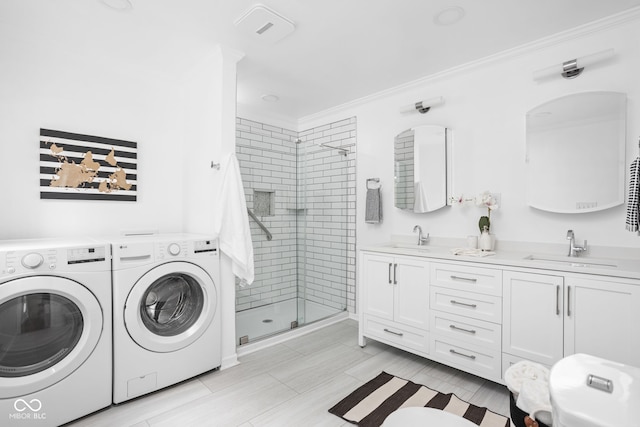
left=526, top=91, right=626, bottom=213
left=394, top=125, right=450, bottom=213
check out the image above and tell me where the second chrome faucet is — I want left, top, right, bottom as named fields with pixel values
left=567, top=229, right=587, bottom=257
left=413, top=225, right=430, bottom=246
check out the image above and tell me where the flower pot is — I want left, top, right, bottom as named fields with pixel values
left=479, top=229, right=494, bottom=251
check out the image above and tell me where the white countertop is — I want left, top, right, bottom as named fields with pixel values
left=360, top=236, right=640, bottom=281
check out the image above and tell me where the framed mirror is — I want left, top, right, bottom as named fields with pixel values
left=526, top=91, right=626, bottom=213
left=394, top=125, right=450, bottom=213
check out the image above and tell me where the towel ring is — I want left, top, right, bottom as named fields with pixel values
left=367, top=178, right=381, bottom=189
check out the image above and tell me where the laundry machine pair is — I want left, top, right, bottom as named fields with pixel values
left=111, top=233, right=222, bottom=404
left=0, top=238, right=112, bottom=427
left=0, top=233, right=222, bottom=425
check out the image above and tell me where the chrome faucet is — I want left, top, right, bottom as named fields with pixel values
left=413, top=225, right=430, bottom=246
left=566, top=229, right=587, bottom=257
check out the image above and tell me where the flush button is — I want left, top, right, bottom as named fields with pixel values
left=168, top=243, right=181, bottom=256
left=22, top=253, right=44, bottom=269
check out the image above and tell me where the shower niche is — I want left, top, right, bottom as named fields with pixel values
left=253, top=190, right=275, bottom=216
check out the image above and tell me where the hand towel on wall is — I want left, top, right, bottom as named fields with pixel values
left=212, top=153, right=254, bottom=285
left=626, top=157, right=640, bottom=233
left=365, top=187, right=382, bottom=224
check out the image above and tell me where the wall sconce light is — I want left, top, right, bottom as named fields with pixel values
left=532, top=48, right=615, bottom=81
left=400, top=96, right=445, bottom=114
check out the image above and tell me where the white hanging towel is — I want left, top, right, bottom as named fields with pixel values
left=626, top=157, right=640, bottom=233
left=212, top=153, right=255, bottom=285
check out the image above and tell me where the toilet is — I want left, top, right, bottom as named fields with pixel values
left=549, top=353, right=640, bottom=427
left=383, top=407, right=477, bottom=426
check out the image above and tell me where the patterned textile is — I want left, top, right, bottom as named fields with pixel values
left=626, top=157, right=640, bottom=233
left=329, top=372, right=510, bottom=427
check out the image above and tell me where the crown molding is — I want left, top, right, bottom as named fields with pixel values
left=298, top=6, right=640, bottom=127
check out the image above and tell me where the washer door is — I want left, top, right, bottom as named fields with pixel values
left=0, top=276, right=103, bottom=399
left=124, top=262, right=216, bottom=353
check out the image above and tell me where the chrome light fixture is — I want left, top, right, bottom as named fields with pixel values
left=400, top=96, right=445, bottom=114
left=533, top=49, right=615, bottom=81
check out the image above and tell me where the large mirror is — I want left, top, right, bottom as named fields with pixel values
left=526, top=91, right=626, bottom=213
left=394, top=125, right=450, bottom=213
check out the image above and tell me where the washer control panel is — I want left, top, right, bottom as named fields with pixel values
left=67, top=246, right=107, bottom=265
left=194, top=239, right=217, bottom=254
left=2, top=249, right=57, bottom=277
left=157, top=241, right=188, bottom=259
left=1, top=245, right=108, bottom=277
left=168, top=243, right=181, bottom=256
left=21, top=252, right=44, bottom=269
left=156, top=239, right=217, bottom=259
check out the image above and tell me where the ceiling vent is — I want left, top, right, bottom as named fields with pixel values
left=234, top=5, right=295, bottom=44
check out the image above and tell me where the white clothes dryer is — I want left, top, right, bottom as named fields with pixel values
left=0, top=238, right=112, bottom=427
left=111, top=233, right=221, bottom=404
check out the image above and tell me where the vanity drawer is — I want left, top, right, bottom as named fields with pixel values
left=363, top=314, right=429, bottom=356
left=430, top=286, right=502, bottom=324
left=431, top=335, right=502, bottom=383
left=431, top=263, right=502, bottom=296
left=430, top=310, right=501, bottom=351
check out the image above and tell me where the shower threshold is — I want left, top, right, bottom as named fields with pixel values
left=236, top=299, right=347, bottom=353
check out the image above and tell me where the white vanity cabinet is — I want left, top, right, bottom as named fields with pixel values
left=359, top=245, right=640, bottom=385
left=502, top=271, right=564, bottom=367
left=429, top=262, right=503, bottom=382
left=503, top=271, right=640, bottom=370
left=359, top=252, right=430, bottom=356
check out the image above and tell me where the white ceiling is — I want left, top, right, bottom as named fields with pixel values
left=4, top=0, right=640, bottom=123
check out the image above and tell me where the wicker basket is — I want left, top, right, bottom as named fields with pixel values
left=509, top=392, right=551, bottom=427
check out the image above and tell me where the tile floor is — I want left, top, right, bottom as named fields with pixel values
left=69, top=319, right=512, bottom=427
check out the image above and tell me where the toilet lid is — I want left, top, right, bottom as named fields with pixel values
left=383, top=407, right=477, bottom=427
left=550, top=354, right=640, bottom=427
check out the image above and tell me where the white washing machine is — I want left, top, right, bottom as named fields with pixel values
left=0, top=238, right=112, bottom=427
left=111, top=233, right=221, bottom=404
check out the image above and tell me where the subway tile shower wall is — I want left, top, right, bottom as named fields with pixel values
left=235, top=117, right=356, bottom=315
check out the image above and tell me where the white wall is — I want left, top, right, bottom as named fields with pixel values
left=0, top=2, right=243, bottom=368
left=0, top=42, right=187, bottom=239
left=299, top=13, right=640, bottom=251
left=0, top=3, right=242, bottom=241
left=180, top=46, right=244, bottom=369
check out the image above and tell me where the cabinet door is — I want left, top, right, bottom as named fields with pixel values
left=503, top=271, right=564, bottom=366
left=565, top=276, right=640, bottom=365
left=361, top=253, right=395, bottom=320
left=394, top=256, right=429, bottom=329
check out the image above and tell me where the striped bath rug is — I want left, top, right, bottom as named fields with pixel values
left=329, top=371, right=510, bottom=427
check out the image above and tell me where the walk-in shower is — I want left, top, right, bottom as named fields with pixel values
left=235, top=117, right=356, bottom=345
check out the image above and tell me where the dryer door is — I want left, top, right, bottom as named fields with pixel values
left=0, top=276, right=103, bottom=399
left=124, top=261, right=216, bottom=352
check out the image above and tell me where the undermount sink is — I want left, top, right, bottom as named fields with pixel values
left=387, top=243, right=430, bottom=252
left=523, top=254, right=618, bottom=269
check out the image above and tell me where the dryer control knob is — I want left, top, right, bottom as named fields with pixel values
left=7, top=267, right=15, bottom=274
left=168, top=243, right=181, bottom=256
left=22, top=253, right=44, bottom=269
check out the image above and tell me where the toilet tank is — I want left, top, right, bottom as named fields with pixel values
left=549, top=353, right=640, bottom=427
